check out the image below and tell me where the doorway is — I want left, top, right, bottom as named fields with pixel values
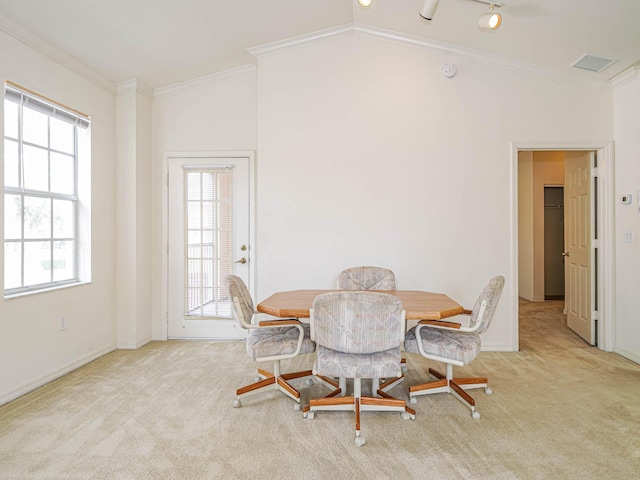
left=512, top=143, right=615, bottom=353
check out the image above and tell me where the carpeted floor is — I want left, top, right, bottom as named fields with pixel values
left=1, top=299, right=639, bottom=479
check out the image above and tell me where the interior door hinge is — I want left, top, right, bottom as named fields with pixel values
left=166, top=243, right=169, bottom=254
left=591, top=167, right=599, bottom=177
left=166, top=173, right=169, bottom=186
left=593, top=239, right=599, bottom=248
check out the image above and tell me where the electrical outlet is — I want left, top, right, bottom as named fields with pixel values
left=59, top=317, right=67, bottom=331
left=624, top=231, right=635, bottom=243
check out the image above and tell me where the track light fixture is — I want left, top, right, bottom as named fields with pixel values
left=419, top=0, right=440, bottom=20
left=474, top=0, right=503, bottom=32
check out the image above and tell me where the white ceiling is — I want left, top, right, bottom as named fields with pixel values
left=0, top=0, right=638, bottom=90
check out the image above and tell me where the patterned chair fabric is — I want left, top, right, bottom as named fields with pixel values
left=404, top=276, right=504, bottom=363
left=225, top=274, right=315, bottom=361
left=404, top=327, right=480, bottom=364
left=224, top=274, right=317, bottom=410
left=403, top=275, right=505, bottom=419
left=246, top=324, right=315, bottom=361
left=311, top=291, right=405, bottom=379
left=337, top=266, right=397, bottom=291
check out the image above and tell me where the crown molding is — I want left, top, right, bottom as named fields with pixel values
left=0, top=13, right=116, bottom=94
left=247, top=24, right=354, bottom=59
left=116, top=78, right=153, bottom=99
left=248, top=22, right=610, bottom=90
left=609, top=66, right=640, bottom=88
left=153, top=64, right=257, bottom=98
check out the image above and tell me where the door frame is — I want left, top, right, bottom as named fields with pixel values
left=160, top=150, right=256, bottom=341
left=510, top=142, right=615, bottom=352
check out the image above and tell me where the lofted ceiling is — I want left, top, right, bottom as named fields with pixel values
left=0, top=0, right=639, bottom=91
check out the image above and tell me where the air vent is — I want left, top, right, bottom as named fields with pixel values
left=570, top=53, right=617, bottom=73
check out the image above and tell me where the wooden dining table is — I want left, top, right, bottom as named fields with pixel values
left=256, top=289, right=464, bottom=321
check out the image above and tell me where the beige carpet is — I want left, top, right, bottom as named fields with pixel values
left=1, top=300, right=639, bottom=479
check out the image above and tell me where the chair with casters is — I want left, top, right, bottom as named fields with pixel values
left=302, top=291, right=415, bottom=446
left=224, top=274, right=321, bottom=410
left=337, top=266, right=397, bottom=291
left=337, top=265, right=406, bottom=382
left=404, top=275, right=505, bottom=419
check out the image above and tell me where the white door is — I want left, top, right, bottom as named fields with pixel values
left=167, top=156, right=251, bottom=339
left=564, top=151, right=595, bottom=344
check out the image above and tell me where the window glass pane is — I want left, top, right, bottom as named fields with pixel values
left=24, top=241, right=51, bottom=286
left=50, top=117, right=74, bottom=154
left=202, top=230, right=213, bottom=244
left=187, top=201, right=201, bottom=229
left=23, top=107, right=49, bottom=147
left=202, top=201, right=213, bottom=229
left=50, top=152, right=75, bottom=195
left=187, top=172, right=200, bottom=200
left=53, top=240, right=74, bottom=281
left=23, top=145, right=49, bottom=191
left=203, top=260, right=213, bottom=287
left=4, top=194, right=21, bottom=240
left=4, top=99, right=18, bottom=139
left=4, top=242, right=21, bottom=289
left=3, top=140, right=19, bottom=188
left=188, top=260, right=201, bottom=286
left=187, top=237, right=201, bottom=258
left=202, top=172, right=214, bottom=200
left=24, top=196, right=51, bottom=239
left=53, top=199, right=74, bottom=238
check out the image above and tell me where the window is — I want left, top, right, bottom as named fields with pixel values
left=3, top=82, right=90, bottom=295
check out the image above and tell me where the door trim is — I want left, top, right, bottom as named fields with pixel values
left=161, top=150, right=256, bottom=341
left=510, top=142, right=615, bottom=352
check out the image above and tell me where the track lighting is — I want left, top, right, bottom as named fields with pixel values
left=419, top=0, right=439, bottom=21
left=474, top=1, right=503, bottom=32
left=358, top=0, right=371, bottom=6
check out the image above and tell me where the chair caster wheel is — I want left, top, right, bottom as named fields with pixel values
left=305, top=378, right=314, bottom=386
left=305, top=411, right=315, bottom=420
left=293, top=403, right=301, bottom=411
left=485, top=387, right=493, bottom=395
left=355, top=436, right=366, bottom=447
left=401, top=412, right=410, bottom=420
left=410, top=397, right=417, bottom=404
left=233, top=400, right=241, bottom=408
left=472, top=411, right=481, bottom=419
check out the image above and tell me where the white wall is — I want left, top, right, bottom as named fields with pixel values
left=116, top=81, right=153, bottom=349
left=613, top=73, right=640, bottom=363
left=0, top=31, right=117, bottom=404
left=255, top=33, right=613, bottom=350
left=151, top=70, right=258, bottom=338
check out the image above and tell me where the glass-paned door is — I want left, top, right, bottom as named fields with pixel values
left=168, top=156, right=251, bottom=339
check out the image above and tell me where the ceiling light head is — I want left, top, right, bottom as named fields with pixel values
left=419, top=0, right=440, bottom=21
left=478, top=4, right=502, bottom=32
left=358, top=0, right=371, bottom=6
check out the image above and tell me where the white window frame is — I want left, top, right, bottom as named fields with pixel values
left=3, top=82, right=91, bottom=296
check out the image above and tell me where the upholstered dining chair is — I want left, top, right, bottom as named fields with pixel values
left=404, top=275, right=505, bottom=419
left=337, top=265, right=405, bottom=386
left=337, top=266, right=397, bottom=291
left=303, top=291, right=415, bottom=446
left=224, top=274, right=316, bottom=410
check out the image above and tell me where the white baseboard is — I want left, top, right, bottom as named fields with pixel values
left=615, top=346, right=640, bottom=365
left=116, top=336, right=152, bottom=350
left=0, top=344, right=116, bottom=407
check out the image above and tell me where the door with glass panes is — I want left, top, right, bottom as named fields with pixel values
left=167, top=156, right=251, bottom=339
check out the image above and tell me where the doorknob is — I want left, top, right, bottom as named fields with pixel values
left=562, top=252, right=570, bottom=257
left=234, top=257, right=247, bottom=264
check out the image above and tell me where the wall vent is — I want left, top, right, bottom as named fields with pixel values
left=570, top=53, right=617, bottom=73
